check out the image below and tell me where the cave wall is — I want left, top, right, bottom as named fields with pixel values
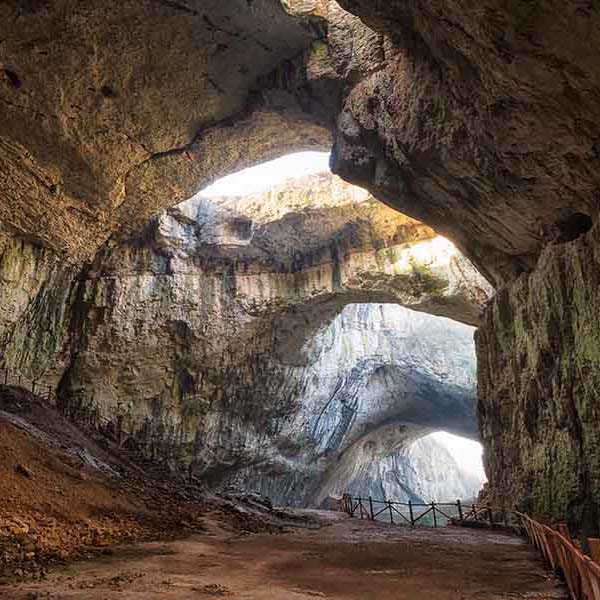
left=477, top=223, right=600, bottom=521
left=217, top=302, right=479, bottom=506
left=333, top=435, right=483, bottom=505
left=4, top=0, right=600, bottom=518
left=0, top=174, right=485, bottom=505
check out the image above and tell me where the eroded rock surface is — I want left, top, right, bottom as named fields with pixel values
left=233, top=302, right=479, bottom=505
left=4, top=0, right=600, bottom=521
left=0, top=0, right=329, bottom=259
left=0, top=174, right=487, bottom=504
left=4, top=0, right=598, bottom=286
left=330, top=0, right=600, bottom=284
left=477, top=222, right=600, bottom=521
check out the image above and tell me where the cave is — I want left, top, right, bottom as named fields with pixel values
left=1, top=1, right=600, bottom=597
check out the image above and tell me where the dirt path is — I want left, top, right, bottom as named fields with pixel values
left=0, top=512, right=567, bottom=599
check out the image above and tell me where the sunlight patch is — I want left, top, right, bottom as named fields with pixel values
left=426, top=431, right=487, bottom=483
left=201, top=152, right=330, bottom=197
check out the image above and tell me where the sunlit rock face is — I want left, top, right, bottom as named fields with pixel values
left=0, top=1, right=329, bottom=260
left=329, top=0, right=600, bottom=284
left=0, top=174, right=486, bottom=504
left=338, top=435, right=483, bottom=504
left=222, top=302, right=479, bottom=505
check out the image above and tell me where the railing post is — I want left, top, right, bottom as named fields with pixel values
left=408, top=500, right=414, bottom=526
left=4, top=369, right=8, bottom=385
left=388, top=500, right=394, bottom=525
left=457, top=499, right=463, bottom=522
left=369, top=496, right=375, bottom=521
left=31, top=380, right=36, bottom=395
left=358, top=496, right=363, bottom=520
left=432, top=502, right=437, bottom=528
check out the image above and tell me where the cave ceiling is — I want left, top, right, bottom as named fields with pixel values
left=2, top=0, right=599, bottom=284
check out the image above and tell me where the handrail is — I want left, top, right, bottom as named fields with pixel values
left=2, top=367, right=55, bottom=403
left=517, top=511, right=600, bottom=600
left=341, top=492, right=600, bottom=600
left=340, top=493, right=498, bottom=528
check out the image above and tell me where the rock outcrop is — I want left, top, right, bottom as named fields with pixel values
left=477, top=222, right=600, bottom=521
left=0, top=1, right=330, bottom=260
left=338, top=435, right=483, bottom=505
left=0, top=173, right=487, bottom=505
left=330, top=0, right=600, bottom=284
left=4, top=0, right=598, bottom=285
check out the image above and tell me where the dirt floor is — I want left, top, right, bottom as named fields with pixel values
left=0, top=511, right=568, bottom=599
left=0, top=385, right=568, bottom=599
left=0, top=385, right=295, bottom=584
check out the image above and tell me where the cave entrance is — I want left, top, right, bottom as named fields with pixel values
left=163, top=153, right=490, bottom=508
left=283, top=302, right=485, bottom=511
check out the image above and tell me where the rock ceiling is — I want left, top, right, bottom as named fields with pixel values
left=2, top=1, right=599, bottom=284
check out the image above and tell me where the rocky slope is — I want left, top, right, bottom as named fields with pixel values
left=0, top=174, right=487, bottom=505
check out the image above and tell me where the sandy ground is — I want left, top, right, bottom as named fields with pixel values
left=0, top=512, right=568, bottom=599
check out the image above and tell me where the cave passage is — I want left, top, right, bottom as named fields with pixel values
left=168, top=154, right=488, bottom=508
left=3, top=1, right=598, bottom=596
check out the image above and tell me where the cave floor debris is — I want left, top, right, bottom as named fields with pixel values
left=1, top=512, right=567, bottom=599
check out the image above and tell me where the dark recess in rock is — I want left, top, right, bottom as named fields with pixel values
left=555, top=213, right=593, bottom=243
left=100, top=84, right=118, bottom=98
left=2, top=68, right=21, bottom=88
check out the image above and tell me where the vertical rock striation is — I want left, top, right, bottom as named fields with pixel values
left=477, top=223, right=600, bottom=521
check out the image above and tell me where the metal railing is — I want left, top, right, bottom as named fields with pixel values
left=340, top=493, right=506, bottom=528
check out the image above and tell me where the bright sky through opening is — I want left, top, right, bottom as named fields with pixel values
left=202, top=152, right=331, bottom=197
left=429, top=432, right=487, bottom=482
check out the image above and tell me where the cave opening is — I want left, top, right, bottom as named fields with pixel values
left=172, top=145, right=489, bottom=505
left=0, top=149, right=491, bottom=510
left=4, top=1, right=600, bottom=594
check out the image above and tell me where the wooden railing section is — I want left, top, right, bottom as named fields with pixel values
left=342, top=493, right=600, bottom=600
left=519, top=512, right=600, bottom=600
left=340, top=493, right=506, bottom=527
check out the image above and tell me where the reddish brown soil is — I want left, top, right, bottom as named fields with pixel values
left=0, top=419, right=207, bottom=579
left=0, top=513, right=568, bottom=599
left=0, top=386, right=288, bottom=584
left=0, top=387, right=568, bottom=599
